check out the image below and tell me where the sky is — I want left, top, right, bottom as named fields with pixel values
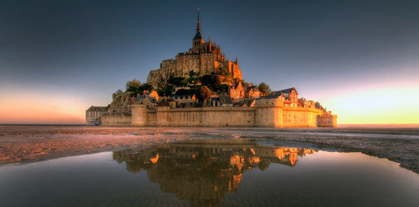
left=0, top=0, right=418, bottom=124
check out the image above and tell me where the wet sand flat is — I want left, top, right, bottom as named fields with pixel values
left=0, top=126, right=418, bottom=173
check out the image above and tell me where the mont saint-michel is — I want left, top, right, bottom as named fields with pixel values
left=3, top=2, right=419, bottom=207
left=86, top=11, right=337, bottom=128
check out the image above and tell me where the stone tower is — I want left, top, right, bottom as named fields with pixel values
left=146, top=9, right=243, bottom=89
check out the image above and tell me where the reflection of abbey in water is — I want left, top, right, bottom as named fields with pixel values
left=113, top=139, right=316, bottom=207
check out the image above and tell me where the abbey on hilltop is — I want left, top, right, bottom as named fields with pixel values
left=88, top=10, right=337, bottom=128
left=147, top=9, right=242, bottom=89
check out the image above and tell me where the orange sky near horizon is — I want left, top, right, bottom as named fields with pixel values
left=0, top=84, right=418, bottom=125
left=321, top=85, right=419, bottom=124
left=0, top=95, right=86, bottom=124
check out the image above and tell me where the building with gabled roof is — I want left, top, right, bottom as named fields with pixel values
left=218, top=95, right=233, bottom=107
left=229, top=82, right=245, bottom=101
left=85, top=106, right=108, bottom=125
left=134, top=95, right=158, bottom=109
left=168, top=94, right=198, bottom=107
left=269, top=87, right=299, bottom=107
left=245, top=86, right=264, bottom=99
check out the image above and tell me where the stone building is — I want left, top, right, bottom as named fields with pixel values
left=168, top=94, right=198, bottom=108
left=85, top=106, right=107, bottom=125
left=298, top=98, right=315, bottom=108
left=211, top=95, right=233, bottom=107
left=146, top=10, right=243, bottom=88
left=245, top=85, right=264, bottom=99
left=229, top=82, right=245, bottom=101
left=134, top=95, right=158, bottom=109
left=269, top=87, right=299, bottom=107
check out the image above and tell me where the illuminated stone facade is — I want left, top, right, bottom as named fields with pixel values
left=146, top=10, right=242, bottom=89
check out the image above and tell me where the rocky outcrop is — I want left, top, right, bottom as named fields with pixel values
left=108, top=90, right=133, bottom=114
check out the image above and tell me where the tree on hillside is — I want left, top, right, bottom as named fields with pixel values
left=199, top=86, right=211, bottom=101
left=142, top=83, right=153, bottom=91
left=216, top=66, right=230, bottom=76
left=125, top=79, right=153, bottom=96
left=187, top=70, right=199, bottom=84
left=126, top=79, right=141, bottom=92
left=212, top=75, right=221, bottom=91
left=258, top=82, right=271, bottom=95
left=200, top=74, right=221, bottom=91
left=167, top=76, right=186, bottom=86
left=189, top=70, right=197, bottom=77
left=200, top=75, right=213, bottom=86
left=219, top=84, right=229, bottom=92
left=190, top=85, right=201, bottom=97
left=157, top=85, right=173, bottom=96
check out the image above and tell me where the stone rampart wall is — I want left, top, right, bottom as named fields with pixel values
left=282, top=107, right=321, bottom=127
left=254, top=99, right=284, bottom=127
left=107, top=100, right=336, bottom=128
left=144, top=107, right=256, bottom=127
left=317, top=115, right=338, bottom=127
left=101, top=113, right=132, bottom=126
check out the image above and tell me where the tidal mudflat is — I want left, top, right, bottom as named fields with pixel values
left=1, top=138, right=418, bottom=207
left=1, top=126, right=418, bottom=173
left=1, top=126, right=419, bottom=206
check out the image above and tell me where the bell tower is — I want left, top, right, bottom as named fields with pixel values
left=192, top=8, right=205, bottom=48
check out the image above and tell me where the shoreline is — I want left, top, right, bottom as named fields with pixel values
left=1, top=126, right=418, bottom=174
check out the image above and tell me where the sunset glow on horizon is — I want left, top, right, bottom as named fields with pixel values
left=1, top=1, right=419, bottom=125
left=0, top=94, right=87, bottom=124
left=322, top=85, right=419, bottom=124
left=1, top=84, right=418, bottom=125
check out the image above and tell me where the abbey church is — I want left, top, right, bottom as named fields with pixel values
left=147, top=10, right=242, bottom=88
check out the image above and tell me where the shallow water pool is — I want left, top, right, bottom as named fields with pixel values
left=1, top=139, right=418, bottom=207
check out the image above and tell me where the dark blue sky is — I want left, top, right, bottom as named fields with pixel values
left=1, top=0, right=418, bottom=124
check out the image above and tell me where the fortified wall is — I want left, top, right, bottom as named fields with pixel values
left=102, top=99, right=336, bottom=127
left=101, top=113, right=132, bottom=126
left=317, top=114, right=338, bottom=128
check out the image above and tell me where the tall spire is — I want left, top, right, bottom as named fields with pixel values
left=197, top=8, right=201, bottom=33
left=193, top=8, right=203, bottom=41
